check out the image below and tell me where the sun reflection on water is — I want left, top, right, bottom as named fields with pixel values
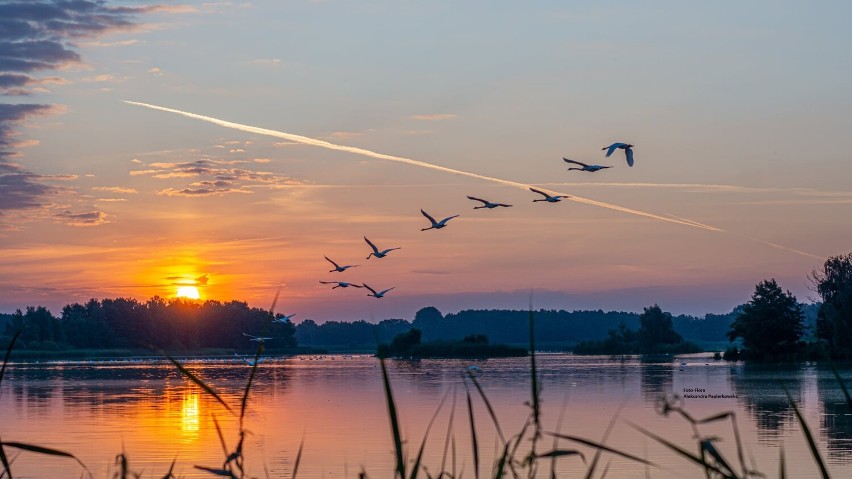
left=181, top=391, right=200, bottom=433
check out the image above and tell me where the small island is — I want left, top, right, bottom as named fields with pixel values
left=573, top=304, right=702, bottom=355
left=377, top=328, right=527, bottom=359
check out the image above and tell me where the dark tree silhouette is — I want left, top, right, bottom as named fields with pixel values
left=811, top=252, right=852, bottom=357
left=727, top=279, right=804, bottom=359
left=638, top=304, right=682, bottom=351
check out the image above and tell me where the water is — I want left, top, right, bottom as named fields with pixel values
left=1, top=354, right=850, bottom=478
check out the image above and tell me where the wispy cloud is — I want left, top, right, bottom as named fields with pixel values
left=410, top=113, right=457, bottom=121
left=93, top=186, right=138, bottom=194
left=133, top=158, right=306, bottom=196
left=53, top=210, right=108, bottom=226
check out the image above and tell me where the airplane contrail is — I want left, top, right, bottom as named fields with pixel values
left=125, top=100, right=719, bottom=231
left=124, top=100, right=825, bottom=260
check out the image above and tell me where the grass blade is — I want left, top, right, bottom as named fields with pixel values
left=466, top=375, right=506, bottom=445
left=292, top=435, right=305, bottom=479
left=0, top=330, right=22, bottom=392
left=194, top=465, right=237, bottom=477
left=464, top=381, right=479, bottom=479
left=779, top=445, right=786, bottom=479
left=582, top=407, right=622, bottom=479
left=492, top=442, right=511, bottom=479
left=440, top=385, right=457, bottom=475
left=380, top=358, right=406, bottom=479
left=165, top=354, right=234, bottom=414
left=162, top=455, right=178, bottom=479
left=411, top=390, right=449, bottom=479
left=240, top=343, right=264, bottom=429
left=546, top=433, right=654, bottom=467
left=0, top=437, right=12, bottom=479
left=627, top=422, right=731, bottom=477
left=212, top=415, right=229, bottom=461
left=783, top=386, right=830, bottom=479
left=2, top=442, right=86, bottom=471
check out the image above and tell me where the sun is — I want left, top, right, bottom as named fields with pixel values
left=176, top=286, right=200, bottom=300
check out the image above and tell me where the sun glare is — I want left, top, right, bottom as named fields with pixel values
left=176, top=286, right=200, bottom=300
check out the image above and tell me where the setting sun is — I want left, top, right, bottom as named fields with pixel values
left=176, top=286, right=200, bottom=300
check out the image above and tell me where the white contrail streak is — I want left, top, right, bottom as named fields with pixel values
left=125, top=100, right=719, bottom=231
left=124, top=100, right=826, bottom=260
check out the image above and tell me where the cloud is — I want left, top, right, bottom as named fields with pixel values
left=0, top=1, right=186, bottom=222
left=0, top=103, right=65, bottom=211
left=410, top=113, right=457, bottom=121
left=53, top=210, right=108, bottom=226
left=80, top=39, right=140, bottom=48
left=249, top=58, right=281, bottom=66
left=133, top=158, right=307, bottom=195
left=92, top=186, right=138, bottom=194
left=147, top=67, right=162, bottom=75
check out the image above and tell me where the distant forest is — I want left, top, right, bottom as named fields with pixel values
left=0, top=298, right=819, bottom=353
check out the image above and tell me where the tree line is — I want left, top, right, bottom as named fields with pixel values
left=3, top=251, right=851, bottom=360
left=0, top=297, right=295, bottom=352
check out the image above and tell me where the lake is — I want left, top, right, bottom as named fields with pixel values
left=1, top=354, right=850, bottom=478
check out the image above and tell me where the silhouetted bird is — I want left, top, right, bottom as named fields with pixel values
left=319, top=281, right=364, bottom=289
left=420, top=209, right=459, bottom=231
left=530, top=187, right=568, bottom=203
left=563, top=158, right=612, bottom=172
left=602, top=142, right=634, bottom=167
left=324, top=256, right=359, bottom=272
left=363, top=283, right=395, bottom=298
left=364, top=236, right=401, bottom=259
left=243, top=333, right=272, bottom=343
left=466, top=196, right=512, bottom=209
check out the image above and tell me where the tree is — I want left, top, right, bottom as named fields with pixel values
left=638, top=305, right=682, bottom=351
left=811, top=252, right=852, bottom=356
left=727, top=279, right=804, bottom=359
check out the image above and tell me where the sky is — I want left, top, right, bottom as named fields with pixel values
left=1, top=0, right=851, bottom=322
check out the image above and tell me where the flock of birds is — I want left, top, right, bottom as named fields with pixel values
left=314, top=142, right=636, bottom=299
left=237, top=142, right=635, bottom=351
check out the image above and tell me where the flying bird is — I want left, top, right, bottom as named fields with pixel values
left=319, top=281, right=364, bottom=289
left=563, top=158, right=612, bottom=172
left=420, top=209, right=460, bottom=231
left=324, top=256, right=359, bottom=273
left=530, top=187, right=569, bottom=203
left=602, top=142, right=635, bottom=167
left=364, top=236, right=401, bottom=259
left=273, top=313, right=295, bottom=323
left=466, top=196, right=512, bottom=209
left=363, top=283, right=395, bottom=298
left=243, top=333, right=273, bottom=343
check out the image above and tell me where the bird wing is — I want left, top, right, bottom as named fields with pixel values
left=379, top=287, right=396, bottom=295
left=364, top=236, right=379, bottom=253
left=497, top=203, right=512, bottom=207
left=466, top=196, right=488, bottom=204
left=441, top=214, right=460, bottom=224
left=563, top=158, right=588, bottom=167
left=324, top=256, right=341, bottom=268
left=604, top=143, right=623, bottom=157
left=362, top=283, right=378, bottom=294
left=319, top=281, right=335, bottom=284
left=242, top=333, right=256, bottom=339
left=421, top=209, right=438, bottom=225
left=529, top=187, right=549, bottom=198
left=349, top=283, right=363, bottom=288
left=625, top=148, right=634, bottom=167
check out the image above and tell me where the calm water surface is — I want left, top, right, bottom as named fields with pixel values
left=1, top=354, right=851, bottom=478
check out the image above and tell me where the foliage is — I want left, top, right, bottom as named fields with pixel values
left=378, top=328, right=526, bottom=359
left=639, top=304, right=684, bottom=352
left=1, top=297, right=296, bottom=353
left=727, top=279, right=804, bottom=360
left=811, top=252, right=852, bottom=357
